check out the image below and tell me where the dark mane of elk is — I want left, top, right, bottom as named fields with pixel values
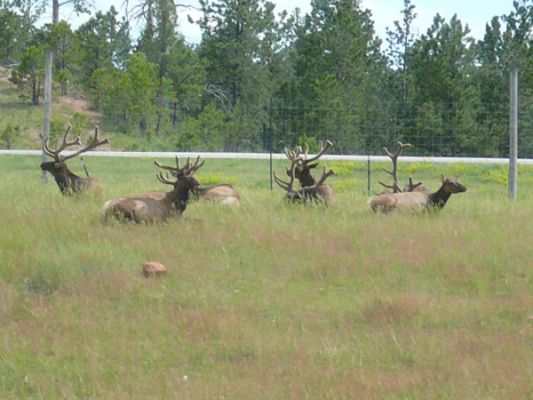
left=40, top=124, right=109, bottom=195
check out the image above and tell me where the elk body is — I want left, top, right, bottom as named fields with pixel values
left=277, top=140, right=336, bottom=204
left=142, top=184, right=240, bottom=206
left=40, top=125, right=109, bottom=195
left=103, top=156, right=203, bottom=223
left=144, top=159, right=241, bottom=206
left=369, top=177, right=466, bottom=213
left=194, top=184, right=240, bottom=206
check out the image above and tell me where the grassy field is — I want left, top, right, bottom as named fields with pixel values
left=1, top=155, right=533, bottom=399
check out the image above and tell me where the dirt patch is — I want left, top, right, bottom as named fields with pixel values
left=58, top=96, right=100, bottom=118
left=0, top=67, right=13, bottom=83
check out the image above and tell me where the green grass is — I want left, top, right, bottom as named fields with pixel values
left=1, top=155, right=533, bottom=399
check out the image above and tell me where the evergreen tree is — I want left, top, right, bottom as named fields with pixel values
left=197, top=0, right=279, bottom=150
left=76, top=7, right=131, bottom=85
left=410, top=14, right=485, bottom=155
left=290, top=0, right=385, bottom=153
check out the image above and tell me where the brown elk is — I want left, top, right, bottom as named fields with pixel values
left=369, top=176, right=466, bottom=213
left=147, top=159, right=241, bottom=206
left=282, top=140, right=336, bottom=204
left=274, top=158, right=335, bottom=204
left=40, top=124, right=109, bottom=195
left=102, top=156, right=203, bottom=223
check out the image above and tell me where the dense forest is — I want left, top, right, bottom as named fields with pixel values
left=2, top=0, right=533, bottom=156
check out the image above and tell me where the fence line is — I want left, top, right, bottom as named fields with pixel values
left=2, top=149, right=533, bottom=165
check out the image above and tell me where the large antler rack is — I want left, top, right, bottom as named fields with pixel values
left=154, top=155, right=205, bottom=178
left=300, top=166, right=335, bottom=194
left=379, top=141, right=412, bottom=193
left=59, top=125, right=109, bottom=162
left=300, top=140, right=333, bottom=165
left=273, top=158, right=298, bottom=195
left=283, top=140, right=334, bottom=166
left=274, top=160, right=335, bottom=203
left=41, top=124, right=82, bottom=161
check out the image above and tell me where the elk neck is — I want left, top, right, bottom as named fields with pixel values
left=298, top=171, right=316, bottom=187
left=428, top=184, right=452, bottom=208
left=51, top=164, right=83, bottom=194
left=166, top=183, right=193, bottom=214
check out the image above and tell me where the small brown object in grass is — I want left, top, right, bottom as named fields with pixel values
left=143, top=261, right=167, bottom=278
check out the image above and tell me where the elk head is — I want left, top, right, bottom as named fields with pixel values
left=440, top=176, right=467, bottom=194
left=41, top=124, right=109, bottom=195
left=427, top=175, right=466, bottom=208
left=154, top=156, right=204, bottom=214
left=284, top=140, right=333, bottom=187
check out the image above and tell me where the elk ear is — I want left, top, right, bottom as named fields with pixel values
left=307, top=162, right=319, bottom=169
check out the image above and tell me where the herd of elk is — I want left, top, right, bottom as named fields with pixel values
left=38, top=126, right=467, bottom=220
left=103, top=156, right=203, bottom=223
left=274, top=140, right=336, bottom=205
left=40, top=124, right=109, bottom=195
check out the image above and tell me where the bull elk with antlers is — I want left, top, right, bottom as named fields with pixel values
left=40, top=124, right=109, bottom=195
left=152, top=159, right=240, bottom=206
left=274, top=156, right=335, bottom=204
left=145, top=161, right=240, bottom=206
left=278, top=140, right=336, bottom=204
left=102, top=156, right=203, bottom=223
left=369, top=176, right=466, bottom=213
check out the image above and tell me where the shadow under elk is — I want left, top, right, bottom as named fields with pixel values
left=102, top=156, right=203, bottom=223
left=369, top=176, right=466, bottom=213
left=280, top=140, right=336, bottom=204
left=40, top=124, right=109, bottom=195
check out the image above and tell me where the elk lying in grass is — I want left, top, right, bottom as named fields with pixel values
left=148, top=159, right=241, bottom=206
left=369, top=176, right=466, bottom=213
left=274, top=158, right=335, bottom=204
left=281, top=140, right=336, bottom=204
left=103, top=156, right=203, bottom=223
left=40, top=124, right=109, bottom=195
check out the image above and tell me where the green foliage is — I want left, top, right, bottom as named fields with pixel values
left=328, top=161, right=357, bottom=177
left=181, top=105, right=226, bottom=151
left=485, top=166, right=508, bottom=184
left=0, top=121, right=20, bottom=149
left=10, top=44, right=45, bottom=105
left=195, top=173, right=238, bottom=186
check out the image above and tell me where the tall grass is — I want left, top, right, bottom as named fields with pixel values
left=1, top=155, right=533, bottom=399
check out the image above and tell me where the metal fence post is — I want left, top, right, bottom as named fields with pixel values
left=41, top=50, right=52, bottom=184
left=509, top=69, right=518, bottom=200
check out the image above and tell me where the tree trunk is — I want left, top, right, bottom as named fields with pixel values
left=32, top=78, right=39, bottom=105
